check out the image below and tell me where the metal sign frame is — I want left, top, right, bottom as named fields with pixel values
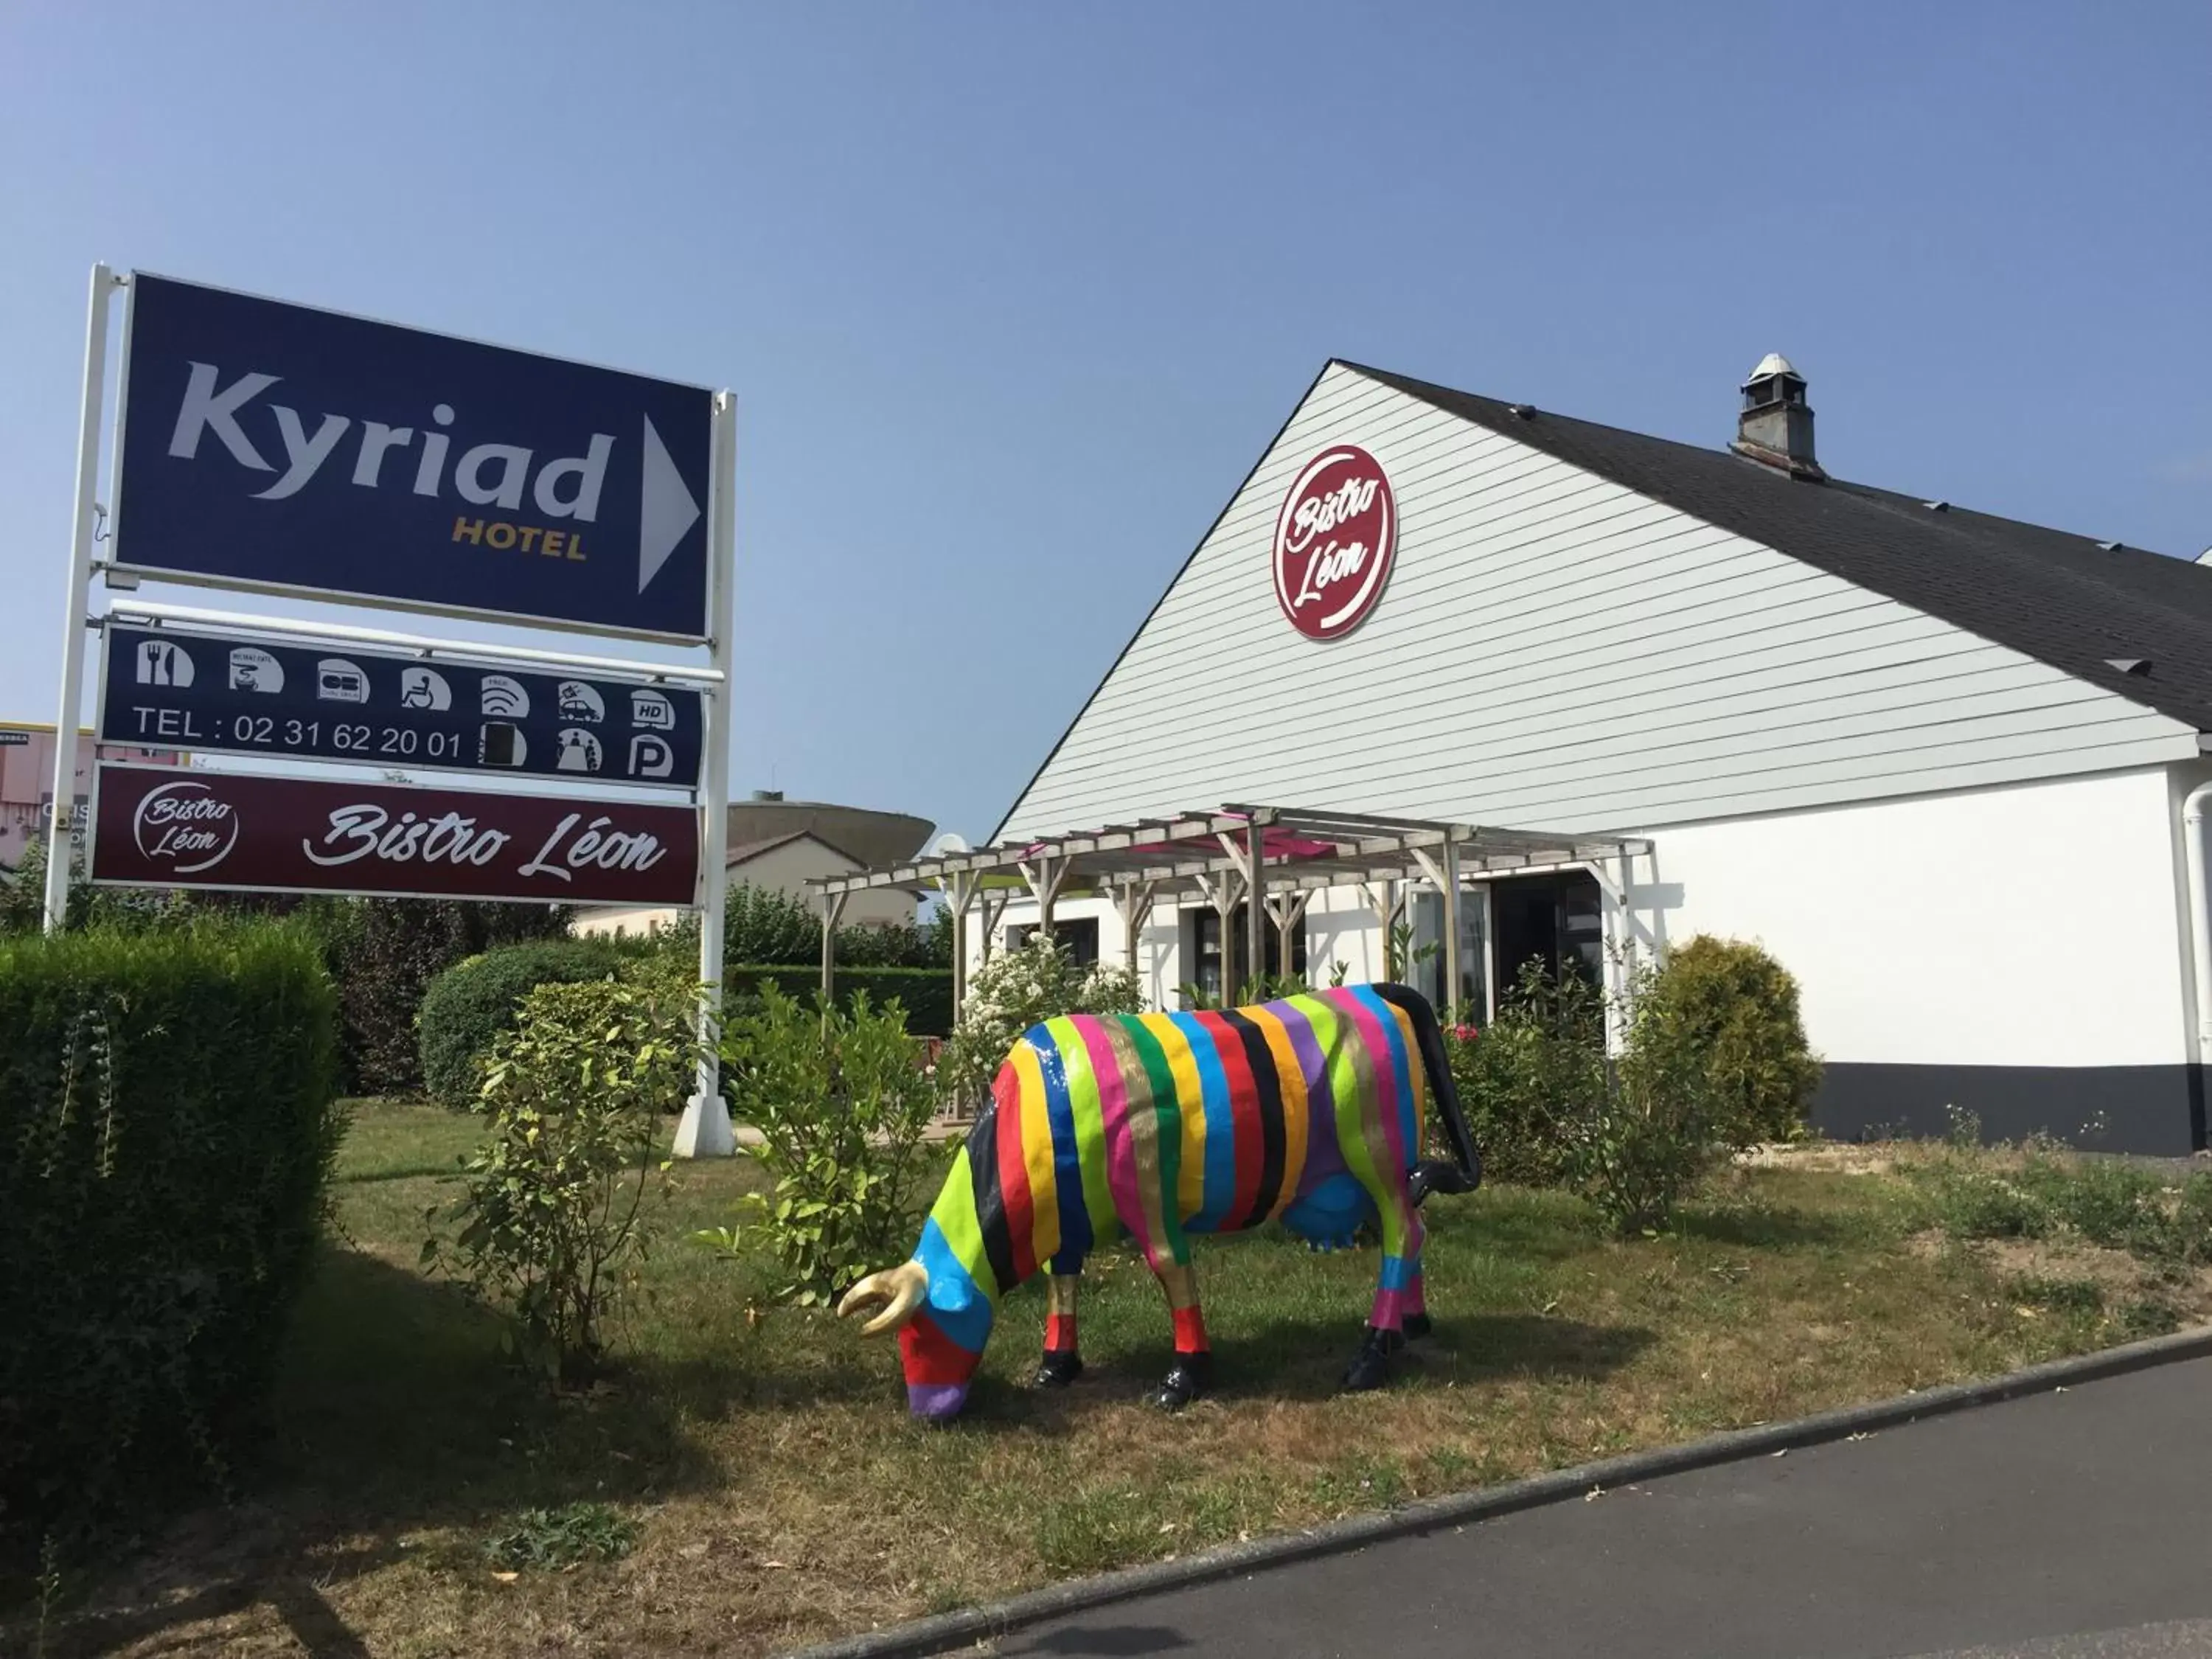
left=46, top=264, right=742, bottom=1160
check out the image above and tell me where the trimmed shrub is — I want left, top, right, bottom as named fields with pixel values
left=417, top=938, right=627, bottom=1108
left=324, top=899, right=574, bottom=1097
left=661, top=884, right=954, bottom=970
left=0, top=920, right=341, bottom=1571
left=723, top=964, right=955, bottom=1037
left=1635, top=936, right=1822, bottom=1142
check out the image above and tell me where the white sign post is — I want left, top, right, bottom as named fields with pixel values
left=675, top=392, right=737, bottom=1158
left=43, top=264, right=122, bottom=932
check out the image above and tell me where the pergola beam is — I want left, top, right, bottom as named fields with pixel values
left=809, top=804, right=1655, bottom=1010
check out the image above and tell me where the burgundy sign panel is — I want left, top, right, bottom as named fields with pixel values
left=1272, top=443, right=1397, bottom=641
left=91, top=765, right=698, bottom=906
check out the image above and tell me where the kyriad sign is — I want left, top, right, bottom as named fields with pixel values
left=1272, top=444, right=1397, bottom=641
left=91, top=765, right=700, bottom=906
left=113, top=274, right=715, bottom=641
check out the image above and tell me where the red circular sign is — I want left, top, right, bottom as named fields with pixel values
left=1272, top=445, right=1397, bottom=640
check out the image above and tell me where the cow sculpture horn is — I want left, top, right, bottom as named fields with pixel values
left=838, top=1261, right=928, bottom=1336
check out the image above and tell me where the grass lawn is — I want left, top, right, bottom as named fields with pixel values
left=29, top=1104, right=2210, bottom=1658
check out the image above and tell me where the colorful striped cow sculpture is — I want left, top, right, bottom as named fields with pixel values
left=838, top=983, right=1481, bottom=1420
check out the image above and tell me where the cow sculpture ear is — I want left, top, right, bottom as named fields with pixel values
left=837, top=1261, right=929, bottom=1336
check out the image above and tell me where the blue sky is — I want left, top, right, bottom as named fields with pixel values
left=4, top=2, right=2208, bottom=846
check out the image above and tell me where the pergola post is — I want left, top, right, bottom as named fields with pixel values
left=1114, top=878, right=1158, bottom=987
left=1018, top=855, right=1073, bottom=949
left=1195, top=868, right=1245, bottom=1005
left=1363, top=879, right=1408, bottom=981
left=1267, top=889, right=1314, bottom=987
left=1245, top=818, right=1268, bottom=995
left=977, top=890, right=1009, bottom=963
left=939, top=872, right=978, bottom=1026
left=819, top=889, right=849, bottom=1004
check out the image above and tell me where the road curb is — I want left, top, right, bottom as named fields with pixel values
left=776, top=1323, right=2212, bottom=1659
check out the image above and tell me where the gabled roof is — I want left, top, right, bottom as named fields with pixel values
left=726, top=829, right=862, bottom=869
left=1346, top=361, right=2212, bottom=732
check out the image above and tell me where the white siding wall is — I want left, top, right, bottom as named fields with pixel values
left=1003, top=365, right=2195, bottom=843
left=1627, top=768, right=2191, bottom=1068
left=974, top=768, right=2191, bottom=1069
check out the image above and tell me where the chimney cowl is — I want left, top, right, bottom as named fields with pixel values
left=1731, top=353, right=1824, bottom=480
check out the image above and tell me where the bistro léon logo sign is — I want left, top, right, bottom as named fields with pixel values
left=1272, top=444, right=1397, bottom=641
left=132, top=780, right=241, bottom=874
left=98, top=766, right=699, bottom=906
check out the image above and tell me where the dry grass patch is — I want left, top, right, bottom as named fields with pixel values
left=14, top=1107, right=2187, bottom=1659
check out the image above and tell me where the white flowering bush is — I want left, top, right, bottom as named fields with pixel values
left=935, top=933, right=1142, bottom=1113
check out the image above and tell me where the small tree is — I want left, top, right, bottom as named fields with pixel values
left=699, top=983, right=939, bottom=1304
left=935, top=932, right=1142, bottom=1113
left=428, top=974, right=697, bottom=1382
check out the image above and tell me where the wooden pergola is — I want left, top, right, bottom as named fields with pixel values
left=809, top=803, right=1652, bottom=1023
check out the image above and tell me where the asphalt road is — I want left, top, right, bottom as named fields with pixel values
left=996, top=1356, right=2212, bottom=1659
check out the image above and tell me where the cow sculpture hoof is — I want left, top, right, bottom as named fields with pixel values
left=1340, top=1326, right=1404, bottom=1392
left=1032, top=1352, right=1084, bottom=1388
left=1150, top=1352, right=1211, bottom=1411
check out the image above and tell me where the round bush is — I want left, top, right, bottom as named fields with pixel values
left=417, top=938, right=625, bottom=1107
left=1638, top=936, right=1822, bottom=1142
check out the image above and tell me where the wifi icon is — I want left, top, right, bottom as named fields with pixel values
left=479, top=675, right=531, bottom=719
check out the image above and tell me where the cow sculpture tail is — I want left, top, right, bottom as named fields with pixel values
left=1371, top=983, right=1483, bottom=1208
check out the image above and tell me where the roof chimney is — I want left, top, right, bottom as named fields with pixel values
left=1731, top=353, right=1824, bottom=481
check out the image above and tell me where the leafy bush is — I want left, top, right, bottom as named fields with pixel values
left=427, top=975, right=698, bottom=1382
left=1565, top=958, right=1746, bottom=1234
left=1447, top=956, right=1760, bottom=1234
left=700, top=982, right=940, bottom=1304
left=1635, top=936, right=1822, bottom=1142
left=935, top=933, right=1143, bottom=1113
left=0, top=920, right=341, bottom=1573
left=417, top=938, right=628, bottom=1108
left=1445, top=961, right=1603, bottom=1188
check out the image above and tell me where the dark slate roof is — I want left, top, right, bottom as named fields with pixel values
left=1346, top=361, right=2212, bottom=733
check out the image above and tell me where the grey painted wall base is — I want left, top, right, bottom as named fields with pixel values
left=1815, top=1062, right=2204, bottom=1155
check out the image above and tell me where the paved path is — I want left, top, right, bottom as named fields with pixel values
left=998, top=1357, right=2212, bottom=1659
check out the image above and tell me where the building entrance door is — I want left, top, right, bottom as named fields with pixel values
left=1490, top=871, right=1604, bottom=1005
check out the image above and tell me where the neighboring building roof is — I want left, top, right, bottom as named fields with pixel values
left=723, top=797, right=934, bottom=870
left=1346, top=361, right=2212, bottom=733
left=725, top=829, right=857, bottom=869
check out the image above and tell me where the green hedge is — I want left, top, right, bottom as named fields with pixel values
left=0, top=921, right=341, bottom=1570
left=726, top=964, right=953, bottom=1037
left=417, top=938, right=628, bottom=1108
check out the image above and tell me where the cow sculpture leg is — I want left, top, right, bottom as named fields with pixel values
left=1150, top=1261, right=1211, bottom=1411
left=1032, top=1259, right=1084, bottom=1388
left=1343, top=1202, right=1427, bottom=1392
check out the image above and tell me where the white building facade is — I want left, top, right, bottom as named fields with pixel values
left=973, top=359, right=2212, bottom=1154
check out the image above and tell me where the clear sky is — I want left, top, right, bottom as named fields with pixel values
left=4, top=2, right=2208, bottom=846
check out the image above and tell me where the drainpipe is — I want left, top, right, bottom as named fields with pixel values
left=2184, top=783, right=2212, bottom=1061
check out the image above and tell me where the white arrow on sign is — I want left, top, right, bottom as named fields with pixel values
left=639, top=414, right=701, bottom=594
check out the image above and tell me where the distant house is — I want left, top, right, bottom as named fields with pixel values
left=573, top=791, right=931, bottom=938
